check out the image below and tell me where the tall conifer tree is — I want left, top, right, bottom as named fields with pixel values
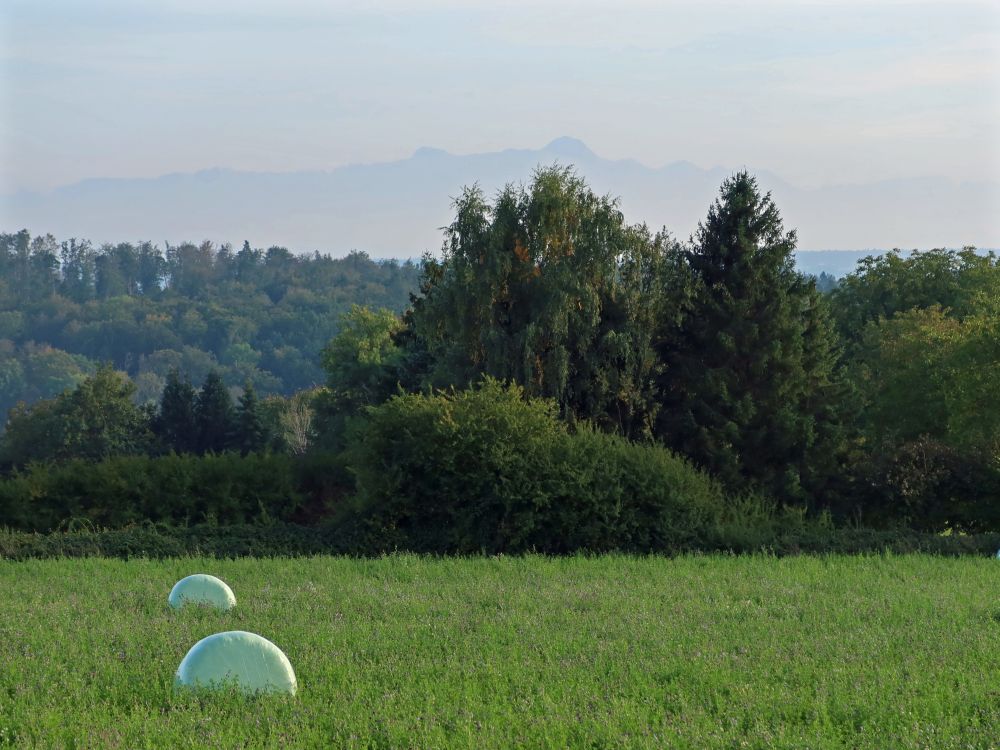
left=657, top=172, right=843, bottom=504
left=195, top=370, right=236, bottom=454
left=235, top=381, right=267, bottom=455
left=155, top=369, right=198, bottom=454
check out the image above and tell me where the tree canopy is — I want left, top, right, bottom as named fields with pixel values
left=408, top=166, right=672, bottom=439
left=0, top=232, right=420, bottom=417
left=3, top=167, right=997, bottom=534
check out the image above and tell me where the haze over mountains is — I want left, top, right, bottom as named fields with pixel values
left=2, top=137, right=997, bottom=259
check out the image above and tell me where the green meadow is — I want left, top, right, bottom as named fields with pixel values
left=2, top=555, right=999, bottom=749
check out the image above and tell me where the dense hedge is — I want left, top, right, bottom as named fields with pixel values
left=4, top=381, right=997, bottom=557
left=348, top=381, right=729, bottom=553
left=0, top=523, right=340, bottom=560
left=2, top=522, right=998, bottom=561
left=0, top=453, right=306, bottom=531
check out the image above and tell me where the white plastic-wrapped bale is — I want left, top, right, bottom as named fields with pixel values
left=174, top=631, right=297, bottom=695
left=168, top=574, right=236, bottom=611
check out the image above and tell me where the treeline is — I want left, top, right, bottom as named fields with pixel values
left=0, top=367, right=296, bottom=466
left=2, top=166, right=998, bottom=545
left=0, top=232, right=420, bottom=418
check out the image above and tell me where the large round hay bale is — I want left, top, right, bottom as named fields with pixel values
left=168, top=574, right=236, bottom=611
left=174, top=631, right=297, bottom=695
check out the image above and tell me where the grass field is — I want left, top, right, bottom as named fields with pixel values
left=2, top=555, right=1000, bottom=749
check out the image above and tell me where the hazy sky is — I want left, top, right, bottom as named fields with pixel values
left=2, top=0, right=998, bottom=194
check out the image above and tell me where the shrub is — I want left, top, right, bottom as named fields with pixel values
left=548, top=427, right=727, bottom=552
left=347, top=379, right=727, bottom=553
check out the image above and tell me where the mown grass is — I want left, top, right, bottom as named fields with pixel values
left=2, top=554, right=1000, bottom=749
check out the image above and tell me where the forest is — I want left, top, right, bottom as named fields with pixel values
left=1, top=167, right=998, bottom=549
left=0, top=231, right=420, bottom=416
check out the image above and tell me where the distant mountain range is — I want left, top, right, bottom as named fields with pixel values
left=3, top=137, right=997, bottom=265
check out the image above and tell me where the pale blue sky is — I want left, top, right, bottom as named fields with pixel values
left=2, top=0, right=998, bottom=194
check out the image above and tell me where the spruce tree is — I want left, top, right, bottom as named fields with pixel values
left=657, top=172, right=844, bottom=504
left=195, top=370, right=236, bottom=454
left=155, top=369, right=198, bottom=454
left=235, top=381, right=267, bottom=455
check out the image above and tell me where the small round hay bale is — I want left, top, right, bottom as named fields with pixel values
left=174, top=631, right=297, bottom=695
left=168, top=574, right=236, bottom=611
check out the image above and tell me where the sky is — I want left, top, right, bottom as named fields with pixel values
left=1, top=0, right=998, bottom=195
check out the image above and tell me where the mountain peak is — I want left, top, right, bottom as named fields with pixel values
left=412, top=146, right=450, bottom=159
left=543, top=136, right=593, bottom=158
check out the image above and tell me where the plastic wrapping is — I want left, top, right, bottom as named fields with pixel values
left=168, top=574, right=237, bottom=611
left=174, top=631, right=297, bottom=695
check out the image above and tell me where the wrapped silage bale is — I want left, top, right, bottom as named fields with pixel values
left=175, top=631, right=297, bottom=695
left=168, top=574, right=237, bottom=611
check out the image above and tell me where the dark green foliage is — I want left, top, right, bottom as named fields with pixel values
left=829, top=247, right=999, bottom=346
left=235, top=381, right=268, bottom=455
left=710, top=521, right=1000, bottom=557
left=0, top=365, right=152, bottom=466
left=347, top=379, right=569, bottom=552
left=409, top=167, right=671, bottom=439
left=656, top=172, right=846, bottom=505
left=0, top=340, right=95, bottom=421
left=548, top=426, right=728, bottom=553
left=852, top=302, right=1000, bottom=454
left=292, top=450, right=355, bottom=524
left=3, top=173, right=998, bottom=540
left=3, top=521, right=1000, bottom=561
left=0, top=232, right=421, bottom=415
left=0, top=523, right=347, bottom=560
left=347, top=379, right=726, bottom=553
left=154, top=369, right=198, bottom=453
left=0, top=452, right=302, bottom=531
left=315, top=305, right=406, bottom=447
left=849, top=437, right=1000, bottom=532
left=195, top=370, right=236, bottom=454
left=58, top=238, right=97, bottom=303
left=840, top=268, right=1000, bottom=530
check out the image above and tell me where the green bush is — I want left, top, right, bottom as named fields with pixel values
left=347, top=379, right=728, bottom=553
left=548, top=427, right=726, bottom=552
